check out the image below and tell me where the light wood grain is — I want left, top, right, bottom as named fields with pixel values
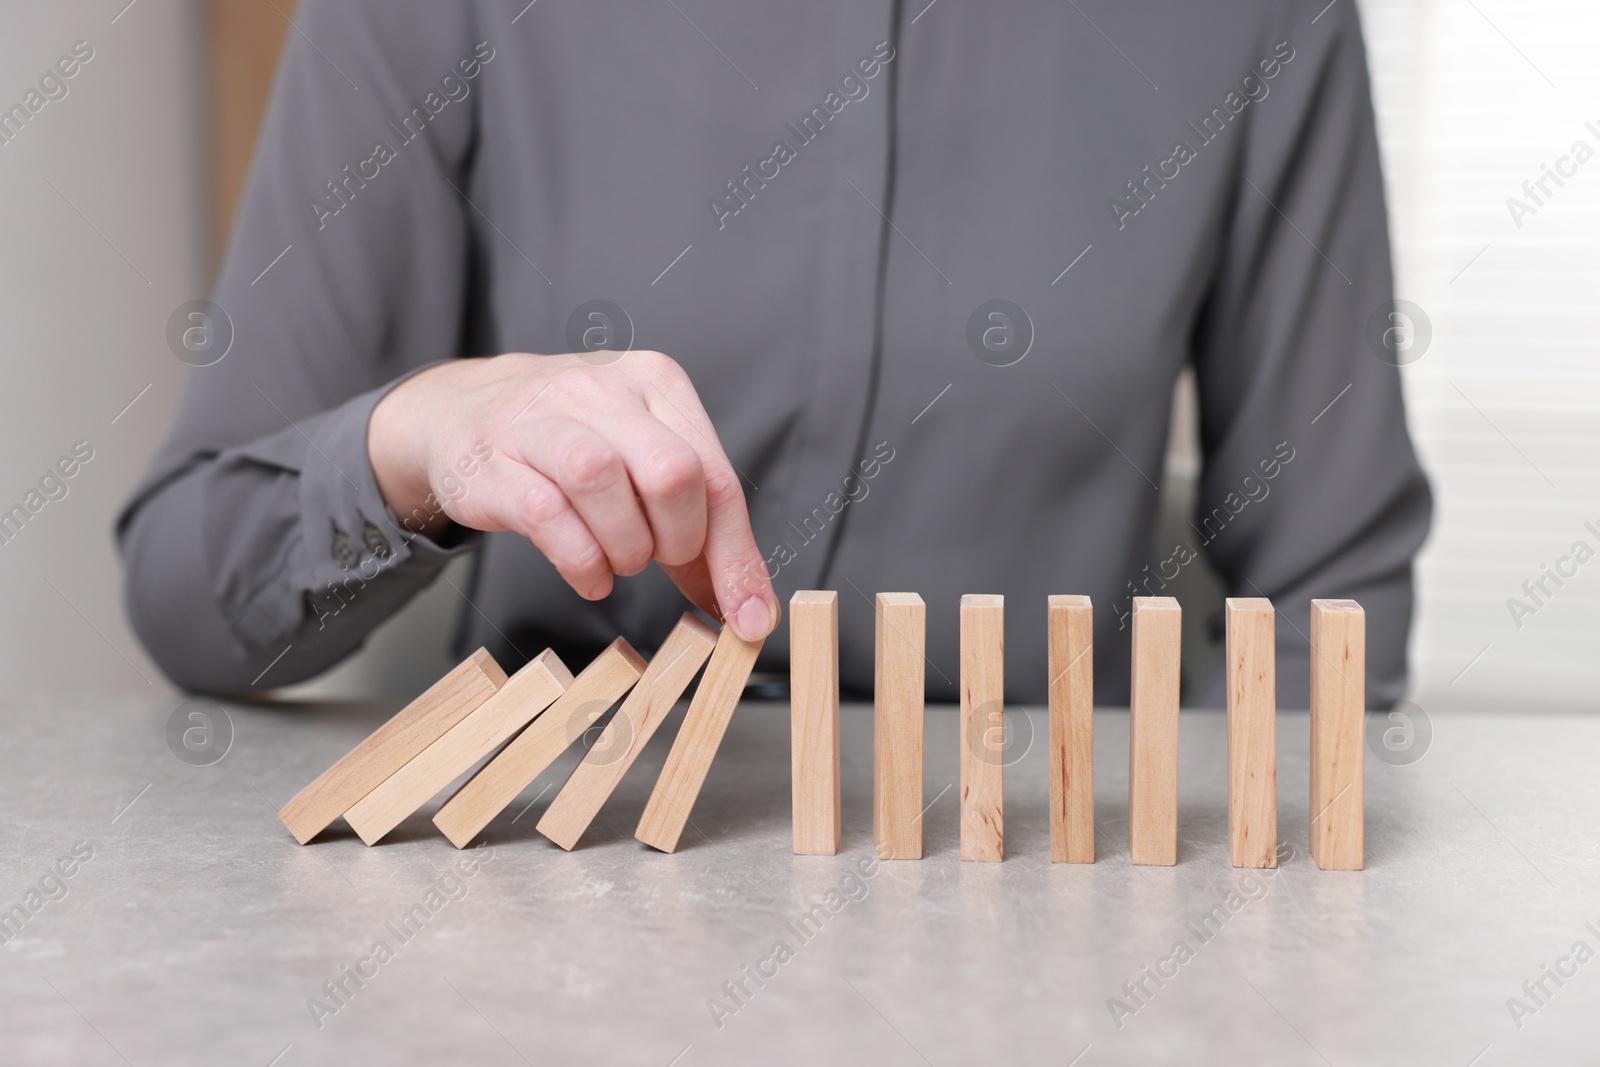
left=432, top=638, right=648, bottom=849
left=1128, top=597, right=1180, bottom=866
left=537, top=614, right=718, bottom=851
left=1310, top=599, right=1365, bottom=870
left=960, top=594, right=1005, bottom=862
left=1048, top=595, right=1094, bottom=864
left=635, top=627, right=766, bottom=852
left=277, top=648, right=507, bottom=844
left=1227, top=598, right=1277, bottom=869
left=344, top=650, right=572, bottom=845
left=789, top=591, right=841, bottom=856
left=874, top=592, right=925, bottom=861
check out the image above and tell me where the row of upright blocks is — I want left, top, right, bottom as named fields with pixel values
left=792, top=592, right=1366, bottom=870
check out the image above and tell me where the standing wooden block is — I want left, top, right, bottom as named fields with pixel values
left=790, top=591, right=841, bottom=856
left=432, top=638, right=648, bottom=848
left=277, top=648, right=508, bottom=844
left=1048, top=595, right=1094, bottom=864
left=1227, top=598, right=1277, bottom=868
left=1310, top=599, right=1365, bottom=870
left=636, top=627, right=767, bottom=852
left=344, top=649, right=572, bottom=844
left=874, top=592, right=925, bottom=861
left=960, top=594, right=1005, bottom=862
left=537, top=613, right=718, bottom=851
left=1128, top=597, right=1180, bottom=866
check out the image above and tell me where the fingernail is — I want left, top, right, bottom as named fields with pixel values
left=732, top=597, right=772, bottom=641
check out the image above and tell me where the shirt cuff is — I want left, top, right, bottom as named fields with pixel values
left=235, top=370, right=481, bottom=647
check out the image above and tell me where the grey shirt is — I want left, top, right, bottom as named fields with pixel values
left=117, top=0, right=1431, bottom=706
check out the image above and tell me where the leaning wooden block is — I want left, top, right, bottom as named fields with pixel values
left=1226, top=598, right=1277, bottom=869
left=790, top=591, right=841, bottom=856
left=277, top=648, right=508, bottom=844
left=874, top=592, right=925, bottom=861
left=960, top=594, right=1005, bottom=862
left=636, top=626, right=767, bottom=852
left=1310, top=599, right=1365, bottom=870
left=537, top=613, right=718, bottom=851
left=432, top=638, right=648, bottom=848
left=1128, top=597, right=1180, bottom=866
left=1048, top=595, right=1094, bottom=864
left=344, top=649, right=572, bottom=845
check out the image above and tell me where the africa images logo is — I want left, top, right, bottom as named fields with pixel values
left=1365, top=299, right=1431, bottom=367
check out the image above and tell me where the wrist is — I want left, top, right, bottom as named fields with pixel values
left=368, top=368, right=448, bottom=538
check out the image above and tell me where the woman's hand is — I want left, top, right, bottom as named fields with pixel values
left=367, top=350, right=778, bottom=641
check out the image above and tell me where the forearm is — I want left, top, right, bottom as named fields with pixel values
left=118, top=386, right=477, bottom=693
left=1188, top=0, right=1430, bottom=707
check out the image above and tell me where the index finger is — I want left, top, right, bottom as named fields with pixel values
left=642, top=376, right=778, bottom=641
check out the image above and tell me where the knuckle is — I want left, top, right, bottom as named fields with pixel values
left=520, top=481, right=570, bottom=527
left=638, top=445, right=703, bottom=500
left=637, top=349, right=688, bottom=383
left=557, top=537, right=608, bottom=582
left=702, top=463, right=743, bottom=508
left=558, top=439, right=622, bottom=495
left=543, top=366, right=600, bottom=403
left=722, top=560, right=769, bottom=601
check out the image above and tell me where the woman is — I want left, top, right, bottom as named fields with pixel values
left=118, top=0, right=1431, bottom=706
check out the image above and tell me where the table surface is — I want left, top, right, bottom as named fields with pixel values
left=2, top=693, right=1595, bottom=1066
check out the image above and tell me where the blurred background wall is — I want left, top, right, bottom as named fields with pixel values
left=0, top=1, right=203, bottom=699
left=0, top=0, right=1593, bottom=711
left=1363, top=0, right=1600, bottom=713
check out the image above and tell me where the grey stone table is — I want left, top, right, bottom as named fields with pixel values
left=2, top=694, right=1596, bottom=1066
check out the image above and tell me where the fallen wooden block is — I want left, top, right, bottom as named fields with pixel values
left=874, top=592, right=925, bottom=861
left=636, top=626, right=766, bottom=852
left=960, top=594, right=1005, bottom=862
left=432, top=638, right=648, bottom=848
left=1226, top=598, right=1277, bottom=869
left=1048, top=595, right=1094, bottom=864
left=1128, top=596, right=1180, bottom=866
left=537, top=613, right=718, bottom=851
left=277, top=648, right=507, bottom=844
left=789, top=591, right=841, bottom=856
left=344, top=649, right=572, bottom=845
left=1310, top=599, right=1365, bottom=870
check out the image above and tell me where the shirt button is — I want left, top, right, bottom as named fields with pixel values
left=330, top=523, right=360, bottom=570
left=362, top=519, right=393, bottom=560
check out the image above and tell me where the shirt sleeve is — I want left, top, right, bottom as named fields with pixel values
left=116, top=0, right=487, bottom=693
left=1188, top=2, right=1432, bottom=709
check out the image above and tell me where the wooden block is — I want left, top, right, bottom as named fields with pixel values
left=432, top=638, right=648, bottom=848
left=1128, top=597, right=1180, bottom=866
left=277, top=648, right=508, bottom=844
left=537, top=613, right=718, bottom=851
left=635, top=626, right=767, bottom=852
left=874, top=592, right=925, bottom=861
left=789, top=591, right=841, bottom=856
left=1048, top=595, right=1094, bottom=864
left=344, top=650, right=572, bottom=845
left=959, top=594, right=1005, bottom=862
left=1310, top=599, right=1365, bottom=870
left=1226, top=598, right=1278, bottom=868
